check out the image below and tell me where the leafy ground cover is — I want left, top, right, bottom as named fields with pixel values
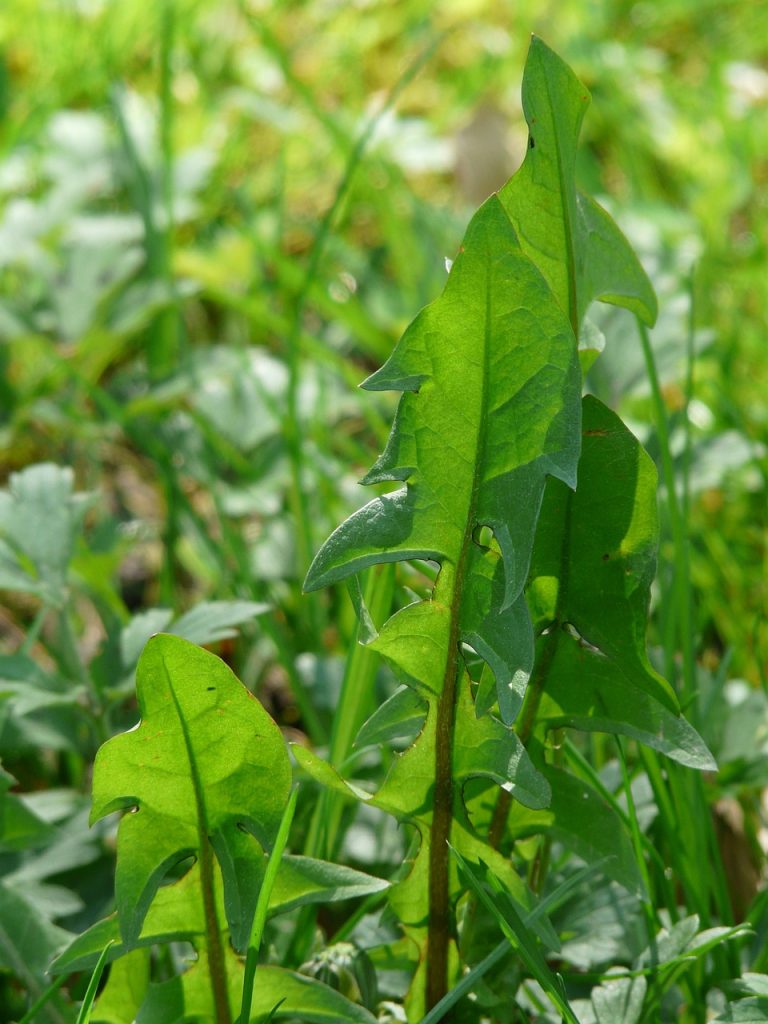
left=0, top=2, right=767, bottom=1022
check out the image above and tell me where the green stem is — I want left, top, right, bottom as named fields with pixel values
left=239, top=788, right=298, bottom=1024
left=426, top=562, right=463, bottom=1013
left=199, top=833, right=232, bottom=1024
left=486, top=482, right=576, bottom=874
left=287, top=568, right=392, bottom=967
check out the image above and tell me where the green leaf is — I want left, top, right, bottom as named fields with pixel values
left=529, top=395, right=712, bottom=770
left=591, top=974, right=647, bottom=1024
left=0, top=765, right=54, bottom=851
left=134, top=947, right=377, bottom=1024
left=354, top=685, right=426, bottom=748
left=53, top=853, right=387, bottom=974
left=300, top=35, right=668, bottom=1015
left=170, top=601, right=270, bottom=645
left=0, top=463, right=94, bottom=606
left=737, top=977, right=768, bottom=998
left=305, top=192, right=580, bottom=607
left=119, top=601, right=269, bottom=671
left=91, top=949, right=150, bottom=1024
left=498, top=36, right=656, bottom=333
left=75, top=939, right=115, bottom=1024
left=0, top=881, right=72, bottom=1020
left=270, top=855, right=389, bottom=913
left=90, top=634, right=291, bottom=947
left=50, top=866, right=205, bottom=974
left=508, top=766, right=644, bottom=896
left=712, top=1001, right=768, bottom=1023
left=638, top=915, right=750, bottom=968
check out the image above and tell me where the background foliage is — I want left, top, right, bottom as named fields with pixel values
left=0, top=0, right=766, bottom=1021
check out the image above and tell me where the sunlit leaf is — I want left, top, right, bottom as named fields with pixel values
left=90, top=634, right=291, bottom=947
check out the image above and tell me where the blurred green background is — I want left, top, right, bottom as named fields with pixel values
left=1, top=0, right=765, bottom=679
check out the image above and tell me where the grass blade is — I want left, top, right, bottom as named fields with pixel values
left=74, top=940, right=114, bottom=1024
left=238, top=786, right=299, bottom=1024
left=450, top=846, right=581, bottom=1024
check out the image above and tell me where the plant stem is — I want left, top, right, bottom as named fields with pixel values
left=488, top=489, right=574, bottom=854
left=239, top=788, right=298, bottom=1024
left=426, top=562, right=463, bottom=1013
left=199, top=833, right=232, bottom=1024
left=487, top=623, right=562, bottom=851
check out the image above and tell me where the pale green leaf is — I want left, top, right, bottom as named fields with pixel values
left=120, top=602, right=269, bottom=671
left=0, top=463, right=93, bottom=606
left=591, top=974, right=646, bottom=1024
left=0, top=881, right=72, bottom=1005
left=712, top=1001, right=768, bottom=1023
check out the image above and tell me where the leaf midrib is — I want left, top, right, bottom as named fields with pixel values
left=541, top=66, right=579, bottom=337
left=162, top=658, right=232, bottom=1024
left=426, top=248, right=494, bottom=1011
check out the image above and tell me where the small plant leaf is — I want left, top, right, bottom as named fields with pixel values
left=90, top=633, right=291, bottom=946
left=270, top=855, right=390, bottom=912
left=0, top=464, right=93, bottom=606
left=0, top=765, right=54, bottom=851
left=591, top=974, right=647, bottom=1024
left=0, top=881, right=72, bottom=1017
left=119, top=601, right=269, bottom=671
left=354, top=685, right=426, bottom=748
left=170, top=600, right=270, bottom=645
left=712, top=1001, right=768, bottom=1023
